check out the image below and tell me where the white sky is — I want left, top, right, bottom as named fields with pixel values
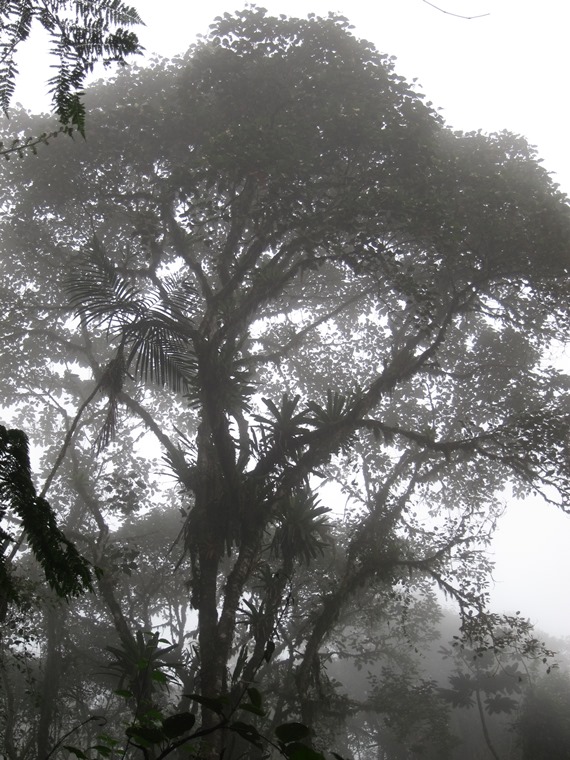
left=10, top=0, right=570, bottom=638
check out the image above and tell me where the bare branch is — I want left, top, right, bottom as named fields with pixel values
left=422, top=0, right=490, bottom=19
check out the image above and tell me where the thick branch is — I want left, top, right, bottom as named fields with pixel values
left=272, top=292, right=471, bottom=488
left=217, top=176, right=257, bottom=286
left=246, top=288, right=374, bottom=366
left=360, top=419, right=491, bottom=455
left=163, top=203, right=213, bottom=302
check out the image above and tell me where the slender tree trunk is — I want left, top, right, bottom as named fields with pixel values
left=475, top=687, right=501, bottom=760
left=0, top=654, right=18, bottom=760
left=198, top=552, right=223, bottom=700
left=295, top=568, right=365, bottom=697
left=37, top=601, right=64, bottom=759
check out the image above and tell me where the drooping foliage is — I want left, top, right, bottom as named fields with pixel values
left=0, top=0, right=142, bottom=148
left=0, top=425, right=93, bottom=612
left=0, top=7, right=569, bottom=758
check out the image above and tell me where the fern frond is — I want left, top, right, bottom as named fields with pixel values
left=0, top=425, right=93, bottom=602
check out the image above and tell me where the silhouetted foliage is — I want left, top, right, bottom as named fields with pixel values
left=0, top=425, right=92, bottom=613
left=517, top=668, right=570, bottom=760
left=0, top=0, right=142, bottom=154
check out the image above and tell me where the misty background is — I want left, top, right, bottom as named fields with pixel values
left=11, top=0, right=569, bottom=638
left=2, top=4, right=570, bottom=759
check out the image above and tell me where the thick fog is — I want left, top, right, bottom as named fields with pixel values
left=13, top=0, right=569, bottom=640
left=2, top=3, right=569, bottom=760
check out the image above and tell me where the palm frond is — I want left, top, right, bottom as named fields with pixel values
left=93, top=351, right=127, bottom=452
left=65, top=237, right=145, bottom=329
left=159, top=271, right=200, bottom=319
left=125, top=316, right=197, bottom=394
left=67, top=237, right=200, bottom=395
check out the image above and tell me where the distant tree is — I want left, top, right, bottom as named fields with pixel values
left=1, top=7, right=569, bottom=757
left=0, top=0, right=143, bottom=155
left=438, top=612, right=552, bottom=760
left=517, top=668, right=570, bottom=760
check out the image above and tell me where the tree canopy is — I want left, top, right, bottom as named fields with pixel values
left=1, top=7, right=569, bottom=757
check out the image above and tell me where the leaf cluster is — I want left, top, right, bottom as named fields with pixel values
left=0, top=0, right=143, bottom=139
left=0, top=424, right=93, bottom=607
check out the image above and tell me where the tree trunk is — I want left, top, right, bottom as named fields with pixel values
left=37, top=601, right=64, bottom=759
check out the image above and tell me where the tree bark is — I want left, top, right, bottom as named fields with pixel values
left=36, top=601, right=64, bottom=759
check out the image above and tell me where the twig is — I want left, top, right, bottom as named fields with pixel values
left=422, top=0, right=490, bottom=19
left=0, top=126, right=75, bottom=160
left=43, top=716, right=107, bottom=760
left=39, top=383, right=101, bottom=499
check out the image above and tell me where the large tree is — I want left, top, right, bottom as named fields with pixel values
left=1, top=6, right=569, bottom=754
